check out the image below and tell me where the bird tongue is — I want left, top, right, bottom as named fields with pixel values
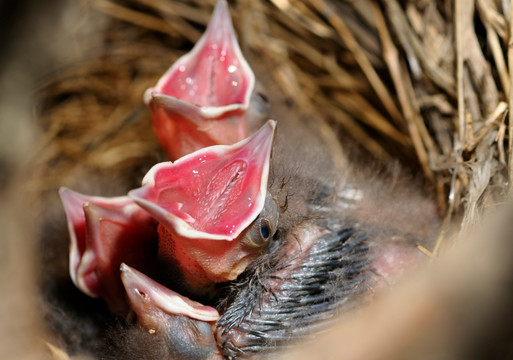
left=144, top=0, right=256, bottom=159
left=129, top=120, right=276, bottom=242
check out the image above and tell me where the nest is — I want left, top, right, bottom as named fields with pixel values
left=33, top=0, right=513, bottom=255
left=22, top=0, right=513, bottom=358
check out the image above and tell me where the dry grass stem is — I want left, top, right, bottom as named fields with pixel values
left=32, top=0, right=513, bottom=264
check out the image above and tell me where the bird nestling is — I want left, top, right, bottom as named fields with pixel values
left=129, top=121, right=276, bottom=289
left=52, top=1, right=440, bottom=359
left=144, top=0, right=266, bottom=160
left=60, top=118, right=277, bottom=308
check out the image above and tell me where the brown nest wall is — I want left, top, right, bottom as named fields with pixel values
left=7, top=0, right=512, bottom=358
left=33, top=0, right=513, bottom=251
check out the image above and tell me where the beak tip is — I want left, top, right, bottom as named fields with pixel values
left=58, top=186, right=79, bottom=204
left=203, top=0, right=238, bottom=48
left=143, top=88, right=155, bottom=105
left=210, top=0, right=231, bottom=27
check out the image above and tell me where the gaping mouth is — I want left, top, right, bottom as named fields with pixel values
left=142, top=0, right=258, bottom=161
left=144, top=0, right=254, bottom=109
left=129, top=120, right=276, bottom=241
left=120, top=263, right=220, bottom=326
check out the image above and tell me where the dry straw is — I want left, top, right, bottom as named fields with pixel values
left=34, top=0, right=511, bottom=255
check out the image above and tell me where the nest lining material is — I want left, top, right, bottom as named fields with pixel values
left=34, top=0, right=512, bottom=255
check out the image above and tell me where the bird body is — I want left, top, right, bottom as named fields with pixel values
left=44, top=1, right=439, bottom=359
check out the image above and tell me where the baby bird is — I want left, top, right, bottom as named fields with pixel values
left=93, top=90, right=438, bottom=360
left=144, top=0, right=267, bottom=160
left=46, top=1, right=439, bottom=359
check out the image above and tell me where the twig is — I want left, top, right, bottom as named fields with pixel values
left=310, top=0, right=404, bottom=127
left=332, top=92, right=409, bottom=146
left=484, top=21, right=509, bottom=96
left=509, top=2, right=513, bottom=194
left=463, top=102, right=508, bottom=152
left=315, top=94, right=393, bottom=163
left=91, top=0, right=192, bottom=40
left=382, top=0, right=456, bottom=97
left=432, top=175, right=460, bottom=257
left=373, top=3, right=435, bottom=182
left=455, top=0, right=466, bottom=145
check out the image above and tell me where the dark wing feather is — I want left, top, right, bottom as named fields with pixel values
left=216, top=228, right=369, bottom=359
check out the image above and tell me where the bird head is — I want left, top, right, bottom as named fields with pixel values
left=59, top=188, right=158, bottom=314
left=129, top=120, right=278, bottom=287
left=144, top=0, right=263, bottom=160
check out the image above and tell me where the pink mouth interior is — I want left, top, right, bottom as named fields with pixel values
left=157, top=3, right=251, bottom=107
left=151, top=154, right=259, bottom=237
left=161, top=46, right=250, bottom=108
left=132, top=121, right=275, bottom=239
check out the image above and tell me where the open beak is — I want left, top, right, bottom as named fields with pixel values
left=120, top=263, right=219, bottom=325
left=144, top=0, right=257, bottom=160
left=120, top=264, right=221, bottom=358
left=129, top=120, right=276, bottom=284
left=59, top=188, right=158, bottom=314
